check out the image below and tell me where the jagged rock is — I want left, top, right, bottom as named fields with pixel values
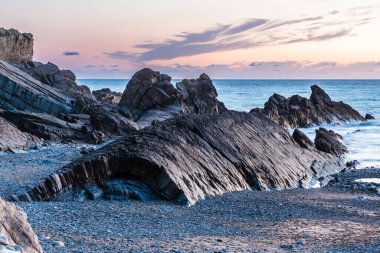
left=17, top=61, right=94, bottom=100
left=292, top=129, right=313, bottom=149
left=15, top=111, right=344, bottom=205
left=119, top=68, right=177, bottom=111
left=90, top=107, right=139, bottom=136
left=365, top=114, right=375, bottom=120
left=93, top=88, right=122, bottom=104
left=0, top=28, right=33, bottom=64
left=136, top=105, right=182, bottom=128
left=0, top=117, right=35, bottom=151
left=0, top=198, right=43, bottom=253
left=257, top=85, right=365, bottom=128
left=176, top=73, right=226, bottom=115
left=0, top=60, right=73, bottom=115
left=314, top=128, right=348, bottom=156
left=0, top=109, right=103, bottom=144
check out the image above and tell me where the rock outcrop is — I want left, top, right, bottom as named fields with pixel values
left=17, top=61, right=94, bottom=100
left=0, top=28, right=33, bottom=64
left=93, top=88, right=122, bottom=104
left=0, top=117, right=34, bottom=151
left=119, top=68, right=177, bottom=111
left=14, top=111, right=344, bottom=206
left=256, top=85, right=365, bottom=128
left=365, top=113, right=375, bottom=120
left=314, top=127, right=348, bottom=156
left=0, top=60, right=73, bottom=115
left=0, top=110, right=104, bottom=144
left=176, top=73, right=226, bottom=115
left=0, top=198, right=43, bottom=253
left=292, top=129, right=314, bottom=149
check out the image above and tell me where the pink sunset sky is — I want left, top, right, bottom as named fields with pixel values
left=1, top=0, right=380, bottom=79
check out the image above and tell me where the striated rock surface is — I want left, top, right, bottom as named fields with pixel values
left=257, top=85, right=365, bottom=128
left=0, top=110, right=104, bottom=144
left=0, top=28, right=33, bottom=64
left=17, top=61, right=94, bottom=100
left=93, top=88, right=122, bottom=104
left=15, top=111, right=344, bottom=206
left=0, top=198, right=43, bottom=253
left=119, top=68, right=177, bottom=111
left=292, top=129, right=314, bottom=149
left=0, top=117, right=34, bottom=151
left=176, top=73, right=226, bottom=115
left=0, top=60, right=73, bottom=115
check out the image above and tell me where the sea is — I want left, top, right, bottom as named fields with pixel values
left=77, top=79, right=380, bottom=169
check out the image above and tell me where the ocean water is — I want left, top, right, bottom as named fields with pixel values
left=78, top=79, right=380, bottom=169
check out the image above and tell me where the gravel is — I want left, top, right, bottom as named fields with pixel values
left=1, top=145, right=379, bottom=252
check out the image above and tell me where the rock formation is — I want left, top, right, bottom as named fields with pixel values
left=0, top=60, right=73, bottom=116
left=0, top=28, right=33, bottom=64
left=0, top=117, right=36, bottom=151
left=119, top=68, right=177, bottom=111
left=93, top=88, right=122, bottom=104
left=0, top=110, right=105, bottom=144
left=314, top=127, right=348, bottom=156
left=14, top=111, right=344, bottom=206
left=365, top=113, right=375, bottom=120
left=256, top=85, right=365, bottom=128
left=0, top=198, right=43, bottom=253
left=17, top=61, right=94, bottom=100
left=176, top=73, right=226, bottom=115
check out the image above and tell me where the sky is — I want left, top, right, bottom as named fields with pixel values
left=1, top=0, right=380, bottom=79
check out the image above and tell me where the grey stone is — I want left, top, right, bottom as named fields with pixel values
left=0, top=60, right=73, bottom=115
left=0, top=28, right=33, bottom=64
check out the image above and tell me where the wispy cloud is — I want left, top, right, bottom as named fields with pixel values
left=63, top=51, right=80, bottom=56
left=103, top=6, right=376, bottom=63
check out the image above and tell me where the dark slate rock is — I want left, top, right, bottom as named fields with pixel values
left=176, top=73, right=227, bottom=115
left=292, top=129, right=313, bottom=149
left=257, top=85, right=365, bottom=128
left=92, top=88, right=122, bottom=104
left=16, top=61, right=95, bottom=100
left=0, top=60, right=73, bottom=115
left=365, top=114, right=375, bottom=120
left=14, top=111, right=344, bottom=206
left=314, top=127, right=348, bottom=156
left=119, top=68, right=177, bottom=111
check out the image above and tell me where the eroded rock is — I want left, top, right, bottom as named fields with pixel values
left=257, top=85, right=365, bottom=128
left=314, top=128, right=348, bottom=156
left=15, top=111, right=344, bottom=205
left=93, top=88, right=122, bottom=104
left=176, top=73, right=226, bottom=115
left=0, top=60, right=73, bottom=115
left=0, top=198, right=43, bottom=253
left=119, top=68, right=177, bottom=111
left=0, top=117, right=35, bottom=151
left=0, top=28, right=33, bottom=64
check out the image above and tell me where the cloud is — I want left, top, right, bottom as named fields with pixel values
left=103, top=51, right=136, bottom=60
left=103, top=8, right=375, bottom=62
left=63, top=51, right=80, bottom=56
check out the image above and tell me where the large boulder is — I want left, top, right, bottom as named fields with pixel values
left=0, top=28, right=33, bottom=64
left=119, top=68, right=177, bottom=111
left=257, top=85, right=365, bottom=128
left=176, top=73, right=226, bottom=115
left=0, top=116, right=35, bottom=151
left=17, top=61, right=94, bottom=100
left=0, top=198, right=43, bottom=253
left=0, top=60, right=73, bottom=116
left=14, top=111, right=344, bottom=206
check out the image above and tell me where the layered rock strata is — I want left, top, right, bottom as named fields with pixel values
left=0, top=60, right=73, bottom=115
left=14, top=111, right=345, bottom=206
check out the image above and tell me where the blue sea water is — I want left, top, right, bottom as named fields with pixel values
left=78, top=79, right=380, bottom=168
